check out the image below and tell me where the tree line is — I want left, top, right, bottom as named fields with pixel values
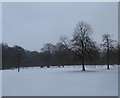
left=1, top=21, right=119, bottom=71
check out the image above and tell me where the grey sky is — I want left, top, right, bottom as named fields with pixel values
left=2, top=2, right=118, bottom=51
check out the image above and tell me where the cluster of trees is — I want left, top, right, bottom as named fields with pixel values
left=1, top=21, right=119, bottom=71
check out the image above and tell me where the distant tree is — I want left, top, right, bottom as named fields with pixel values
left=53, top=42, right=66, bottom=65
left=41, top=43, right=55, bottom=66
left=101, top=34, right=117, bottom=69
left=41, top=43, right=56, bottom=54
left=13, top=45, right=25, bottom=72
left=60, top=36, right=74, bottom=64
left=0, top=44, right=1, bottom=69
left=85, top=42, right=100, bottom=64
left=118, top=44, right=120, bottom=65
left=60, top=36, right=72, bottom=49
left=72, top=21, right=93, bottom=71
left=2, top=43, right=10, bottom=69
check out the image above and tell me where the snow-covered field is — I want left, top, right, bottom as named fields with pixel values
left=2, top=65, right=118, bottom=96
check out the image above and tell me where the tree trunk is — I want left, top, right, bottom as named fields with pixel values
left=107, top=64, right=109, bottom=69
left=18, top=65, right=20, bottom=72
left=81, top=41, right=85, bottom=71
left=81, top=55, right=85, bottom=71
left=107, top=49, right=110, bottom=69
left=18, top=52, right=20, bottom=72
left=107, top=39, right=110, bottom=70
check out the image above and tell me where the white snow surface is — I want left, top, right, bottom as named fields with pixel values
left=2, top=65, right=118, bottom=96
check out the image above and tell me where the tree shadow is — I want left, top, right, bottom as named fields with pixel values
left=58, top=70, right=100, bottom=74
left=69, top=70, right=98, bottom=73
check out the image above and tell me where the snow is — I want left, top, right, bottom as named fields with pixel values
left=2, top=65, right=118, bottom=96
left=0, top=71, right=2, bottom=98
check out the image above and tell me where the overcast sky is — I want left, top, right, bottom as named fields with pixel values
left=2, top=2, right=118, bottom=51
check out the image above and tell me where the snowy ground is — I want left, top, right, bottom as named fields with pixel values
left=2, top=65, right=118, bottom=96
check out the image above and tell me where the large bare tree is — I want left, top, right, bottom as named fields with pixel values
left=72, top=21, right=93, bottom=71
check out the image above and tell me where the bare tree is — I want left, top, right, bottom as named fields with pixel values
left=41, top=43, right=56, bottom=67
left=60, top=36, right=72, bottom=49
left=72, top=21, right=93, bottom=71
left=59, top=36, right=73, bottom=66
left=102, top=34, right=116, bottom=69
left=41, top=43, right=56, bottom=54
left=0, top=44, right=1, bottom=70
left=14, top=45, right=25, bottom=72
left=118, top=43, right=120, bottom=65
